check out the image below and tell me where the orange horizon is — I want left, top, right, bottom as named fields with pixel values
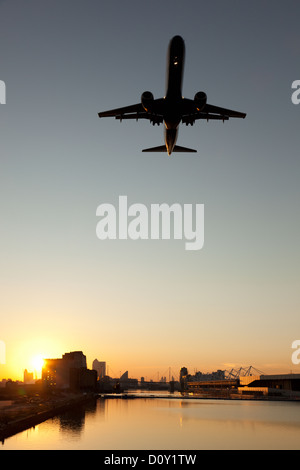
left=1, top=356, right=297, bottom=383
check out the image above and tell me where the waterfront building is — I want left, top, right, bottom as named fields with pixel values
left=180, top=366, right=300, bottom=399
left=42, top=351, right=96, bottom=391
left=63, top=351, right=87, bottom=368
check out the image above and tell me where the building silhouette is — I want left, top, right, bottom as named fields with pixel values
left=92, top=359, right=106, bottom=380
left=23, top=369, right=34, bottom=384
left=42, top=351, right=96, bottom=391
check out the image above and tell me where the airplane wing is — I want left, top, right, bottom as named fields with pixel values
left=98, top=103, right=144, bottom=118
left=98, top=99, right=165, bottom=125
left=204, top=103, right=246, bottom=119
left=181, top=98, right=246, bottom=125
left=182, top=113, right=230, bottom=125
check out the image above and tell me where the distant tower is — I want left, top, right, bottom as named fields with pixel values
left=180, top=367, right=188, bottom=380
left=92, top=359, right=106, bottom=379
left=180, top=366, right=188, bottom=393
left=24, top=369, right=34, bottom=384
left=120, top=371, right=128, bottom=380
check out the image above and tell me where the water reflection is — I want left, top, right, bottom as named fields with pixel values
left=57, top=399, right=97, bottom=438
left=2, top=396, right=300, bottom=450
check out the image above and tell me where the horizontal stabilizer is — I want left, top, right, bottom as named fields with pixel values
left=142, top=145, right=197, bottom=153
left=172, top=145, right=197, bottom=153
left=142, top=145, right=168, bottom=152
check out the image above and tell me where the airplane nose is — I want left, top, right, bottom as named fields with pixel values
left=169, top=35, right=185, bottom=58
left=172, top=35, right=184, bottom=44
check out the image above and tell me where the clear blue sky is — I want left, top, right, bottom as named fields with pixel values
left=0, top=0, right=299, bottom=379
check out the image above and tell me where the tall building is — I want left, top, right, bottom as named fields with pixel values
left=42, top=351, right=96, bottom=390
left=24, top=369, right=34, bottom=384
left=63, top=351, right=87, bottom=369
left=92, top=359, right=106, bottom=379
left=180, top=367, right=188, bottom=380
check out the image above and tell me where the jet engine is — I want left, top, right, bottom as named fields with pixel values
left=141, top=91, right=154, bottom=112
left=194, top=91, right=207, bottom=111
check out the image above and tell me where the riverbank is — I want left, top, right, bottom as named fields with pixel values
left=0, top=393, right=94, bottom=442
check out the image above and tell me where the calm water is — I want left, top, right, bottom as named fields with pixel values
left=2, top=394, right=300, bottom=450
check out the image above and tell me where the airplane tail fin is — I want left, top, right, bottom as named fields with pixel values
left=142, top=145, right=197, bottom=154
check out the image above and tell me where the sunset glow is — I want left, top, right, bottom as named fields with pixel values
left=30, top=355, right=45, bottom=377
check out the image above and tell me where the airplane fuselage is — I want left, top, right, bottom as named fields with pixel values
left=164, top=35, right=185, bottom=154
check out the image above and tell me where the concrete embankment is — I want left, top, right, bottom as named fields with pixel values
left=0, top=393, right=93, bottom=442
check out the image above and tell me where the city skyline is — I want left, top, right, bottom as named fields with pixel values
left=1, top=342, right=297, bottom=384
left=1, top=1, right=300, bottom=382
left=3, top=347, right=264, bottom=384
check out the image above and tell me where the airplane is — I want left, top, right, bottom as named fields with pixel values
left=98, top=35, right=246, bottom=155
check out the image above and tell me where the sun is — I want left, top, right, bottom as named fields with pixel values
left=30, top=354, right=45, bottom=375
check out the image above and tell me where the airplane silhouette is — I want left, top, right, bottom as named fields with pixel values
left=98, top=35, right=246, bottom=155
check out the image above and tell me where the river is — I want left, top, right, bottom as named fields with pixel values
left=2, top=393, right=300, bottom=450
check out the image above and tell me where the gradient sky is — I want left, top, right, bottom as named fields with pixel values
left=0, top=0, right=299, bottom=380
